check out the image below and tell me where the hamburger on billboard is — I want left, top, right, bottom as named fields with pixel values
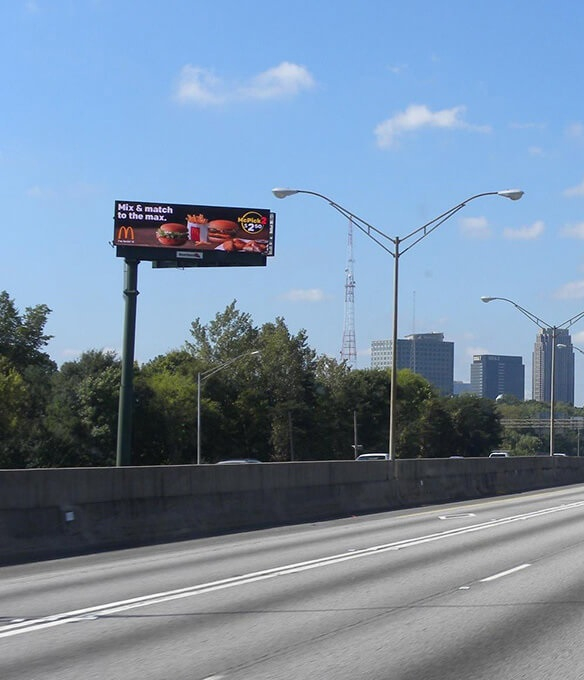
left=114, top=200, right=275, bottom=266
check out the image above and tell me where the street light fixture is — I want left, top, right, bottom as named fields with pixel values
left=196, top=350, right=260, bottom=464
left=481, top=296, right=584, bottom=456
left=272, top=187, right=523, bottom=460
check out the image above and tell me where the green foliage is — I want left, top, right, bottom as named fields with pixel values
left=416, top=399, right=457, bottom=459
left=502, top=431, right=543, bottom=456
left=43, top=350, right=121, bottom=466
left=0, top=291, right=55, bottom=373
left=140, top=369, right=196, bottom=464
left=256, top=317, right=317, bottom=460
left=1, top=293, right=516, bottom=466
left=395, top=370, right=439, bottom=458
left=344, top=369, right=391, bottom=455
left=0, top=292, right=57, bottom=468
left=0, top=357, right=28, bottom=438
left=445, top=394, right=503, bottom=457
left=312, top=356, right=354, bottom=458
left=495, top=398, right=584, bottom=455
left=312, top=364, right=390, bottom=458
left=185, top=300, right=259, bottom=362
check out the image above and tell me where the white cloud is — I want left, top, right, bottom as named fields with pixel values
left=240, top=62, right=315, bottom=100
left=281, top=288, right=327, bottom=303
left=564, top=177, right=584, bottom=197
left=175, top=62, right=314, bottom=106
left=26, top=185, right=54, bottom=199
left=175, top=66, right=225, bottom=106
left=459, top=216, right=491, bottom=239
left=528, top=146, right=544, bottom=156
left=555, top=280, right=584, bottom=300
left=503, top=220, right=544, bottom=240
left=374, top=104, right=491, bottom=148
left=387, top=63, right=408, bottom=74
left=566, top=122, right=584, bottom=139
left=562, top=222, right=584, bottom=239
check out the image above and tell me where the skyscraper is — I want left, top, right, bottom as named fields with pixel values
left=470, top=354, right=525, bottom=400
left=532, top=328, right=575, bottom=405
left=371, top=333, right=454, bottom=395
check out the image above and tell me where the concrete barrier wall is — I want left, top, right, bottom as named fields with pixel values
left=2, top=457, right=584, bottom=564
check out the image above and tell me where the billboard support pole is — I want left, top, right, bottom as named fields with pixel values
left=116, top=258, right=139, bottom=466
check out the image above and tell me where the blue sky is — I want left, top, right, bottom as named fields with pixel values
left=4, top=1, right=584, bottom=401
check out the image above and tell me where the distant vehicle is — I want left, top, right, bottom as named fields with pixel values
left=489, top=451, right=510, bottom=458
left=449, top=456, right=464, bottom=459
left=553, top=452, right=567, bottom=457
left=216, top=458, right=262, bottom=464
left=355, top=453, right=390, bottom=461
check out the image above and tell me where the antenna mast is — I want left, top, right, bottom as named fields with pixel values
left=341, top=217, right=357, bottom=367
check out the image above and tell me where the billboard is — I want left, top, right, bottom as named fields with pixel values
left=113, top=200, right=275, bottom=267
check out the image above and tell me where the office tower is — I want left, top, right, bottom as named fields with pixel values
left=532, top=328, right=575, bottom=405
left=371, top=339, right=392, bottom=369
left=370, top=332, right=454, bottom=395
left=453, top=381, right=473, bottom=395
left=470, top=354, right=525, bottom=400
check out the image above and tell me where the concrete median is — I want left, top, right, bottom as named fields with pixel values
left=2, top=457, right=584, bottom=565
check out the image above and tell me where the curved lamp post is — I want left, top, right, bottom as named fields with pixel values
left=197, top=350, right=260, bottom=464
left=273, top=187, right=523, bottom=460
left=571, top=344, right=584, bottom=457
left=481, top=296, right=584, bottom=456
left=571, top=349, right=584, bottom=456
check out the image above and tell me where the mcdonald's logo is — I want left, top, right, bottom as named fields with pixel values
left=117, top=226, right=135, bottom=241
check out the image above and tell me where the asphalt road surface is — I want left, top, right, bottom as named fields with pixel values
left=3, top=484, right=584, bottom=679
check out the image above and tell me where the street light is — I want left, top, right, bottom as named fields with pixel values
left=272, top=187, right=523, bottom=460
left=481, top=296, right=584, bottom=456
left=196, top=350, right=260, bottom=464
left=565, top=345, right=584, bottom=455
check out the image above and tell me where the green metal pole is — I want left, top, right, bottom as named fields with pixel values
left=116, top=258, right=139, bottom=466
left=197, top=371, right=202, bottom=464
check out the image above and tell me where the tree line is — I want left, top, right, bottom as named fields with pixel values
left=2, top=290, right=581, bottom=468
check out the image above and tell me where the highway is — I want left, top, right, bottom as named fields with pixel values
left=3, top=484, right=584, bottom=679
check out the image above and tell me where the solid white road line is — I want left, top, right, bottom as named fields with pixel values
left=2, top=500, right=583, bottom=639
left=480, top=563, right=532, bottom=582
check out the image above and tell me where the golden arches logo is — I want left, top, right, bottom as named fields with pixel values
left=117, top=226, right=135, bottom=241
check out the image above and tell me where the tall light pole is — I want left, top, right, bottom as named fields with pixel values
left=196, top=350, right=260, bottom=464
left=272, top=187, right=524, bottom=460
left=481, top=296, right=584, bottom=456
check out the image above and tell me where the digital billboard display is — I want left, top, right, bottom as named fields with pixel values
left=113, top=200, right=275, bottom=267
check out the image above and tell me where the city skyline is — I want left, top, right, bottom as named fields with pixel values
left=373, top=328, right=578, bottom=404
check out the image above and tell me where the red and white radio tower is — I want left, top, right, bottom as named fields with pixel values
left=341, top=217, right=357, bottom=367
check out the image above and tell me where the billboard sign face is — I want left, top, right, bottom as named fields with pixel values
left=114, top=200, right=275, bottom=267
